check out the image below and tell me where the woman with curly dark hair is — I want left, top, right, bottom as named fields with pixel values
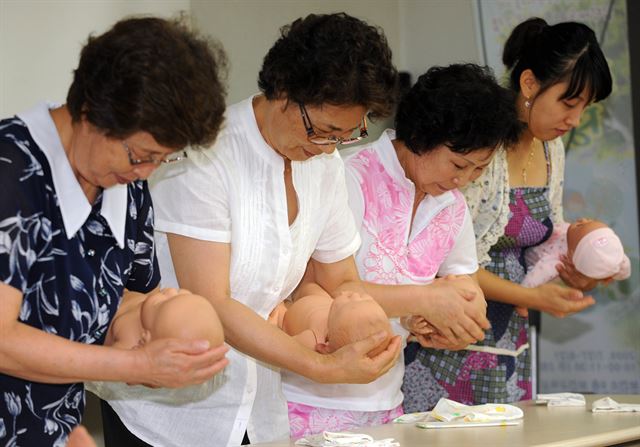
left=401, top=17, right=613, bottom=412
left=0, top=16, right=228, bottom=447
left=282, top=63, right=522, bottom=438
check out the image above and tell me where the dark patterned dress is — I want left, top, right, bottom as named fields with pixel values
left=0, top=110, right=159, bottom=447
left=402, top=144, right=553, bottom=412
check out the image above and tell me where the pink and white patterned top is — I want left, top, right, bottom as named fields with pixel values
left=282, top=129, right=478, bottom=411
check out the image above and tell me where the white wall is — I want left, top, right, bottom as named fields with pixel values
left=0, top=0, right=189, bottom=116
left=191, top=0, right=401, bottom=105
left=1, top=0, right=480, bottom=118
left=399, top=0, right=481, bottom=81
left=189, top=0, right=478, bottom=136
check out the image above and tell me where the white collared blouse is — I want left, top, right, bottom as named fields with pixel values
left=95, top=96, right=361, bottom=447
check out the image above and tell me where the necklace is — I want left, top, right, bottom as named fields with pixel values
left=521, top=138, right=537, bottom=184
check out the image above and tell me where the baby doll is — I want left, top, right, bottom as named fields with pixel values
left=105, top=288, right=224, bottom=350
left=521, top=218, right=630, bottom=288
left=268, top=283, right=393, bottom=358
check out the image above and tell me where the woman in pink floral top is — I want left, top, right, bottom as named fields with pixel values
left=282, top=64, right=522, bottom=437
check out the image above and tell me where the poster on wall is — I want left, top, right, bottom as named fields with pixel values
left=476, top=0, right=639, bottom=394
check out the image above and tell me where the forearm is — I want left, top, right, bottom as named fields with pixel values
left=212, top=297, right=326, bottom=380
left=477, top=267, right=535, bottom=307
left=362, top=282, right=427, bottom=318
left=0, top=321, right=140, bottom=384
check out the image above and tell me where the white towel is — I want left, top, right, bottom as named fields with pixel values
left=536, top=393, right=586, bottom=407
left=592, top=396, right=640, bottom=413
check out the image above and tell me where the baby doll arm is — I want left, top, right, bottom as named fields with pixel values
left=291, top=329, right=321, bottom=352
left=614, top=255, right=632, bottom=281
left=521, top=254, right=563, bottom=288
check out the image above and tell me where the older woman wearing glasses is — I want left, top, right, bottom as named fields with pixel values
left=0, top=17, right=228, bottom=447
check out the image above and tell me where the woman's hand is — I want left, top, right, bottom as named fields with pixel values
left=532, top=282, right=595, bottom=318
left=557, top=255, right=601, bottom=291
left=67, top=425, right=98, bottom=447
left=133, top=339, right=229, bottom=388
left=414, top=275, right=490, bottom=347
left=317, top=331, right=402, bottom=384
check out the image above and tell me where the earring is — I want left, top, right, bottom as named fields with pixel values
left=525, top=99, right=531, bottom=108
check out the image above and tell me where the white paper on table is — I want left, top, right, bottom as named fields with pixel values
left=536, top=392, right=586, bottom=407
left=416, top=419, right=523, bottom=429
left=592, top=396, right=640, bottom=413
left=294, top=431, right=400, bottom=447
left=431, top=398, right=524, bottom=423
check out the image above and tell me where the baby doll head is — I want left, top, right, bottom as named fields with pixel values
left=567, top=218, right=627, bottom=280
left=325, top=293, right=392, bottom=358
left=140, top=292, right=224, bottom=347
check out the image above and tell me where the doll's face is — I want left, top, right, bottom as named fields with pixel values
left=138, top=291, right=175, bottom=346
left=567, top=218, right=607, bottom=255
left=326, top=293, right=392, bottom=357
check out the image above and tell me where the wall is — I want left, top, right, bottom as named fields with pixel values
left=0, top=0, right=189, bottom=116
left=399, top=0, right=481, bottom=81
left=190, top=0, right=478, bottom=135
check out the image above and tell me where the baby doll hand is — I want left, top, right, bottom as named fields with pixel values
left=515, top=306, right=529, bottom=318
left=413, top=332, right=469, bottom=351
left=132, top=339, right=229, bottom=388
left=401, top=315, right=435, bottom=335
left=318, top=331, right=402, bottom=384
left=557, top=255, right=599, bottom=291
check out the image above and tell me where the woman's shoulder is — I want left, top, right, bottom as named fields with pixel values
left=462, top=147, right=508, bottom=209
left=0, top=117, right=49, bottom=183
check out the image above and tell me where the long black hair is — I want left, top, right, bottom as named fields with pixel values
left=503, top=17, right=612, bottom=103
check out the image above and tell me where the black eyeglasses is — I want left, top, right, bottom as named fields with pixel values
left=299, top=104, right=368, bottom=146
left=122, top=141, right=187, bottom=165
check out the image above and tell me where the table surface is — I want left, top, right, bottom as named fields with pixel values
left=250, top=395, right=640, bottom=447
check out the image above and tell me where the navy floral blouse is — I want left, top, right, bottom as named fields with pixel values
left=0, top=109, right=159, bottom=447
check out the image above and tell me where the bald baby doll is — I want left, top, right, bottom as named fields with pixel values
left=269, top=283, right=393, bottom=358
left=106, top=288, right=224, bottom=350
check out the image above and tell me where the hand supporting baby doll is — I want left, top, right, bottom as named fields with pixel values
left=269, top=283, right=393, bottom=358
left=401, top=274, right=485, bottom=351
left=105, top=288, right=228, bottom=387
left=523, top=218, right=630, bottom=289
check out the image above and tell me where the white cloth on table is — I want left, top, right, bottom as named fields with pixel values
left=536, top=392, right=586, bottom=407
left=592, top=396, right=640, bottom=412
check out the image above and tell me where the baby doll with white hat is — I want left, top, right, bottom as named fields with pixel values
left=522, top=218, right=630, bottom=288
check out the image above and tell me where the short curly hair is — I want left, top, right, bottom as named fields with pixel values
left=258, top=13, right=398, bottom=119
left=395, top=64, right=522, bottom=155
left=67, top=17, right=227, bottom=149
